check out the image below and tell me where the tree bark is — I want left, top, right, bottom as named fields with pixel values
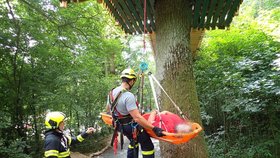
left=155, top=0, right=208, bottom=157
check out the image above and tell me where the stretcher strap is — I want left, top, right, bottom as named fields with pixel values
left=148, top=72, right=187, bottom=119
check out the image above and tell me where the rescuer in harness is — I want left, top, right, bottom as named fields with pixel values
left=107, top=68, right=165, bottom=158
left=44, top=111, right=95, bottom=158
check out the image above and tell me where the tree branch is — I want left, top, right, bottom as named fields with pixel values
left=20, top=0, right=58, bottom=25
left=90, top=144, right=111, bottom=157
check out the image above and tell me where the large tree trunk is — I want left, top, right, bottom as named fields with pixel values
left=155, top=0, right=208, bottom=157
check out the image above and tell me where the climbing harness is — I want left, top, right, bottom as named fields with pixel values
left=108, top=88, right=132, bottom=151
left=108, top=88, right=141, bottom=154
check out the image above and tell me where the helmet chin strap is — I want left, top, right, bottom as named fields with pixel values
left=55, top=128, right=63, bottom=133
left=126, top=80, right=136, bottom=90
left=126, top=81, right=132, bottom=90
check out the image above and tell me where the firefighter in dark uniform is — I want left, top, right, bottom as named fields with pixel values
left=44, top=111, right=95, bottom=158
left=107, top=68, right=165, bottom=158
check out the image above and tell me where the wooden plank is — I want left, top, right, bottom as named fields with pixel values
left=126, top=0, right=145, bottom=33
left=103, top=0, right=131, bottom=33
left=149, top=32, right=156, bottom=55
left=111, top=0, right=137, bottom=33
left=146, top=0, right=156, bottom=32
left=139, top=0, right=153, bottom=33
left=118, top=0, right=142, bottom=33
left=134, top=0, right=152, bottom=33
left=225, top=0, right=241, bottom=27
left=204, top=0, right=217, bottom=29
left=102, top=0, right=242, bottom=34
left=193, top=0, right=202, bottom=29
left=217, top=0, right=232, bottom=29
left=190, top=29, right=205, bottom=55
left=199, top=0, right=210, bottom=29
left=211, top=0, right=225, bottom=29
left=148, top=0, right=155, bottom=13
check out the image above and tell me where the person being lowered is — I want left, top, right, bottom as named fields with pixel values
left=146, top=110, right=192, bottom=134
left=107, top=68, right=165, bottom=158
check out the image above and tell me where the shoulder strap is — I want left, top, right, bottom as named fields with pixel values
left=109, top=88, right=126, bottom=114
left=110, top=91, right=122, bottom=113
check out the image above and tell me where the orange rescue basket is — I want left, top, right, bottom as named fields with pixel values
left=100, top=112, right=202, bottom=144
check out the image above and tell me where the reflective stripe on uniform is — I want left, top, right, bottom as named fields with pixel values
left=77, top=134, right=84, bottom=142
left=128, top=143, right=139, bottom=149
left=142, top=149, right=155, bottom=155
left=44, top=150, right=59, bottom=157
left=58, top=149, right=70, bottom=157
left=66, top=135, right=72, bottom=145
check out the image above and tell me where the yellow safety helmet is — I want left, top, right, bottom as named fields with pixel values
left=45, top=111, right=66, bottom=129
left=120, top=68, right=137, bottom=79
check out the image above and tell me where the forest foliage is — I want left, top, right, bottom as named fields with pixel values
left=0, top=0, right=279, bottom=158
left=0, top=0, right=126, bottom=157
left=195, top=1, right=280, bottom=157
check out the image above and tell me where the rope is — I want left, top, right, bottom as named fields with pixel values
left=140, top=72, right=144, bottom=113
left=136, top=73, right=142, bottom=113
left=148, top=72, right=187, bottom=119
left=148, top=73, right=169, bottom=132
left=148, top=74, right=160, bottom=112
left=143, top=0, right=147, bottom=56
left=136, top=72, right=144, bottom=114
left=139, top=0, right=148, bottom=113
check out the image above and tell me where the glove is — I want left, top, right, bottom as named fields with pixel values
left=152, top=127, right=165, bottom=137
left=86, top=127, right=96, bottom=134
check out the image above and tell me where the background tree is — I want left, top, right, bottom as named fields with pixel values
left=0, top=0, right=125, bottom=157
left=195, top=1, right=280, bottom=157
